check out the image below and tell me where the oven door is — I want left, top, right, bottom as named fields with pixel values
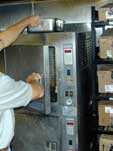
left=4, top=45, right=56, bottom=114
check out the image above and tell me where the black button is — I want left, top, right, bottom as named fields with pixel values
left=51, top=143, right=56, bottom=150
left=69, top=140, right=73, bottom=145
left=67, top=69, right=71, bottom=75
left=65, top=91, right=69, bottom=96
left=70, top=91, right=73, bottom=97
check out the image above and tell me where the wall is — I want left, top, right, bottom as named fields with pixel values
left=0, top=0, right=112, bottom=30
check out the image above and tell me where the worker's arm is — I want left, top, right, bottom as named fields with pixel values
left=0, top=73, right=44, bottom=110
left=0, top=149, right=7, bottom=151
left=0, top=16, right=40, bottom=51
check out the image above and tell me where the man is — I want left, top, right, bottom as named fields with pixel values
left=0, top=16, right=44, bottom=151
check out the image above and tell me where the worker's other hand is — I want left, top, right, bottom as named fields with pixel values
left=25, top=16, right=41, bottom=27
left=26, top=73, right=44, bottom=100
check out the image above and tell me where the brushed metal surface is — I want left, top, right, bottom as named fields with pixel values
left=12, top=114, right=61, bottom=151
left=4, top=45, right=51, bottom=114
left=28, top=18, right=65, bottom=32
left=0, top=0, right=110, bottom=30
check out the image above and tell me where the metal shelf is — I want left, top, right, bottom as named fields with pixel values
left=97, top=59, right=113, bottom=64
left=94, top=21, right=113, bottom=28
left=91, top=126, right=113, bottom=135
left=97, top=130, right=113, bottom=135
left=96, top=93, right=113, bottom=101
left=98, top=126, right=113, bottom=135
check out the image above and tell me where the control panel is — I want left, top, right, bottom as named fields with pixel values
left=65, top=118, right=77, bottom=151
left=63, top=44, right=77, bottom=151
left=63, top=44, right=74, bottom=106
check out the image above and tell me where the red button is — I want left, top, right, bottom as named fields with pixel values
left=64, top=50, right=72, bottom=53
left=67, top=122, right=74, bottom=125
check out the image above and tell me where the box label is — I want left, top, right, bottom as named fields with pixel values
left=110, top=108, right=113, bottom=114
left=105, top=85, right=113, bottom=92
left=106, top=50, right=112, bottom=58
left=105, top=107, right=111, bottom=113
left=106, top=11, right=113, bottom=19
left=105, top=106, right=113, bottom=113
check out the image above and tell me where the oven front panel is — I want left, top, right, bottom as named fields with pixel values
left=12, top=114, right=61, bottom=151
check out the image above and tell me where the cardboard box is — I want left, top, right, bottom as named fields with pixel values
left=99, top=29, right=113, bottom=59
left=98, top=101, right=113, bottom=126
left=98, top=3, right=113, bottom=21
left=97, top=65, right=113, bottom=93
left=99, top=134, right=113, bottom=151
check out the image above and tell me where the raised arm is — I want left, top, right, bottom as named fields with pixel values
left=0, top=16, right=40, bottom=51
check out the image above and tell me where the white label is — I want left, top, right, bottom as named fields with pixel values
left=105, top=107, right=113, bottom=114
left=106, top=11, right=113, bottom=19
left=109, top=97, right=113, bottom=101
left=110, top=108, right=113, bottom=114
left=105, top=85, right=113, bottom=92
left=63, top=106, right=77, bottom=116
left=66, top=123, right=74, bottom=135
left=67, top=126, right=74, bottom=135
left=109, top=21, right=113, bottom=25
left=106, top=50, right=112, bottom=58
left=105, top=107, right=111, bottom=113
left=64, top=49, right=73, bottom=65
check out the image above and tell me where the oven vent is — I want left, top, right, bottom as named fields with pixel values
left=77, top=32, right=92, bottom=69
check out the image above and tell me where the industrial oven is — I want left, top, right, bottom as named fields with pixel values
left=4, top=23, right=92, bottom=151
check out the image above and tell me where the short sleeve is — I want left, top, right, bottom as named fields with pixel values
left=0, top=73, right=32, bottom=110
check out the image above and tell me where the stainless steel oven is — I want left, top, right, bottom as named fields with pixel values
left=4, top=24, right=92, bottom=151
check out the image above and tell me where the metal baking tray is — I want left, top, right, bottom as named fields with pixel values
left=27, top=18, right=65, bottom=32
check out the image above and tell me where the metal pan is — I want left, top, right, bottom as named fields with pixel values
left=27, top=18, right=65, bottom=32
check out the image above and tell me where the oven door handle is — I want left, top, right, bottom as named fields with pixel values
left=43, top=74, right=51, bottom=114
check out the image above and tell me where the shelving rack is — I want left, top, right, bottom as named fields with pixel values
left=92, top=6, right=113, bottom=105
left=91, top=6, right=113, bottom=151
left=92, top=6, right=113, bottom=108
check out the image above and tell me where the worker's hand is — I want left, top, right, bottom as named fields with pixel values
left=25, top=16, right=42, bottom=27
left=26, top=73, right=44, bottom=100
left=26, top=72, right=41, bottom=83
left=0, top=148, right=7, bottom=151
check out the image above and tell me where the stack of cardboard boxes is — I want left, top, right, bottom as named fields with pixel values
left=98, top=100, right=113, bottom=151
left=98, top=3, right=113, bottom=21
left=97, top=64, right=113, bottom=93
left=99, top=29, right=113, bottom=60
left=98, top=101, right=113, bottom=127
left=98, top=3, right=113, bottom=151
left=99, top=134, right=113, bottom=151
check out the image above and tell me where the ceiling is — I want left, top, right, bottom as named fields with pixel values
left=0, top=0, right=109, bottom=6
left=0, top=0, right=36, bottom=3
left=0, top=0, right=103, bottom=2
